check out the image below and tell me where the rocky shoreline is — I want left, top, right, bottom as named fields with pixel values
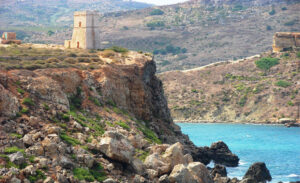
left=174, top=120, right=300, bottom=127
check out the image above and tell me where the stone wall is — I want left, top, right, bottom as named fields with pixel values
left=273, top=32, right=300, bottom=52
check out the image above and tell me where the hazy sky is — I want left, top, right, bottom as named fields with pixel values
left=134, top=0, right=188, bottom=5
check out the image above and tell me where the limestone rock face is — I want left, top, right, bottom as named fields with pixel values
left=0, top=84, right=19, bottom=117
left=99, top=131, right=135, bottom=164
left=242, top=162, right=272, bottom=183
left=169, top=162, right=213, bottom=183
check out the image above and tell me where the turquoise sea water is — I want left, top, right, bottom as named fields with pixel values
left=177, top=123, right=300, bottom=183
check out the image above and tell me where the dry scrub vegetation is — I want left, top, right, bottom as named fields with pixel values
left=0, top=45, right=134, bottom=70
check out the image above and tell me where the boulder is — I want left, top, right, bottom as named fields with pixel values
left=169, top=162, right=213, bottom=183
left=209, top=141, right=239, bottom=167
left=99, top=131, right=134, bottom=164
left=242, top=162, right=272, bottom=183
left=59, top=156, right=74, bottom=169
left=211, top=164, right=227, bottom=178
left=8, top=152, right=25, bottom=166
left=162, top=142, right=185, bottom=168
left=144, top=153, right=170, bottom=176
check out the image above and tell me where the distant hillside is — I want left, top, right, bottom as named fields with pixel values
left=159, top=50, right=300, bottom=123
left=0, top=0, right=151, bottom=41
left=95, top=0, right=300, bottom=72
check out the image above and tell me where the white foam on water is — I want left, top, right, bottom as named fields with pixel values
left=287, top=174, right=300, bottom=178
left=239, top=160, right=247, bottom=166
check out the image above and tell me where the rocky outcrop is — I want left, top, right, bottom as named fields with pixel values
left=242, top=162, right=272, bottom=183
left=209, top=141, right=239, bottom=167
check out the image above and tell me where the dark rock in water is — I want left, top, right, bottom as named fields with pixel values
left=209, top=141, right=240, bottom=167
left=193, top=146, right=212, bottom=165
left=243, top=162, right=272, bottom=183
left=211, top=164, right=227, bottom=178
left=285, top=123, right=300, bottom=128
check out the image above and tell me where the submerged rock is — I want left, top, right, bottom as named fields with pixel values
left=242, top=162, right=272, bottom=183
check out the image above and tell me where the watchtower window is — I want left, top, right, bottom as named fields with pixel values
left=79, top=22, right=82, bottom=27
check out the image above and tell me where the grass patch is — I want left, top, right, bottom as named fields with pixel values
left=297, top=52, right=300, bottom=58
left=4, top=146, right=25, bottom=154
left=115, top=121, right=130, bottom=131
left=137, top=121, right=161, bottom=144
left=108, top=46, right=128, bottom=53
left=135, top=149, right=149, bottom=162
left=20, top=107, right=30, bottom=114
left=275, top=80, right=292, bottom=88
left=60, top=132, right=81, bottom=146
left=17, top=88, right=25, bottom=94
left=73, top=163, right=106, bottom=182
left=22, top=97, right=34, bottom=107
left=10, top=133, right=22, bottom=139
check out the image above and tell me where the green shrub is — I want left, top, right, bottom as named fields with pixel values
left=275, top=80, right=292, bottom=88
left=147, top=21, right=165, bottom=29
left=150, top=9, right=164, bottom=15
left=255, top=57, right=279, bottom=71
left=284, top=20, right=297, bottom=26
left=287, top=101, right=294, bottom=106
left=269, top=9, right=276, bottom=15
left=4, top=146, right=25, bottom=154
left=297, top=52, right=300, bottom=58
left=46, top=57, right=61, bottom=63
left=60, top=132, right=81, bottom=146
left=28, top=170, right=46, bottom=183
left=239, top=95, right=247, bottom=107
left=64, top=57, right=77, bottom=64
left=22, top=97, right=34, bottom=106
left=67, top=53, right=77, bottom=57
left=108, top=46, right=128, bottom=53
left=115, top=121, right=130, bottom=131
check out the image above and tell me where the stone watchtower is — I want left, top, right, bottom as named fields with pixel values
left=65, top=11, right=101, bottom=49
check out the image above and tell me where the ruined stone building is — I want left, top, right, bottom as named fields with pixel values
left=273, top=32, right=300, bottom=52
left=65, top=11, right=101, bottom=49
left=0, top=32, right=21, bottom=44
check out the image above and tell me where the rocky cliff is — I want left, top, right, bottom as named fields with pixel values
left=0, top=45, right=248, bottom=183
